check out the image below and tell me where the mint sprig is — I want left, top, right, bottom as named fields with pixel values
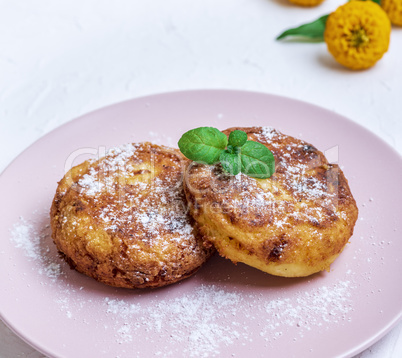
left=178, top=127, right=275, bottom=179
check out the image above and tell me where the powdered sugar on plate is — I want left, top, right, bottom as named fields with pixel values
left=261, top=280, right=352, bottom=336
left=9, top=216, right=356, bottom=357
left=105, top=285, right=249, bottom=355
left=106, top=282, right=355, bottom=357
left=101, top=281, right=354, bottom=357
left=10, top=218, right=39, bottom=260
left=10, top=217, right=63, bottom=281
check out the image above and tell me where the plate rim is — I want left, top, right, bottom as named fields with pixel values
left=2, top=89, right=402, bottom=178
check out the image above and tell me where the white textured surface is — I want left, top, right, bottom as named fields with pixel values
left=0, top=0, right=401, bottom=357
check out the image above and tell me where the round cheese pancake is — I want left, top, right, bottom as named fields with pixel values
left=183, top=127, right=358, bottom=277
left=51, top=143, right=213, bottom=289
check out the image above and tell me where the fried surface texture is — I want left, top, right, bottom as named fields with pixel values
left=51, top=143, right=213, bottom=288
left=184, top=127, right=358, bottom=277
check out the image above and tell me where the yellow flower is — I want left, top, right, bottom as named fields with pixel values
left=381, top=0, right=402, bottom=26
left=288, top=0, right=325, bottom=7
left=324, top=1, right=391, bottom=70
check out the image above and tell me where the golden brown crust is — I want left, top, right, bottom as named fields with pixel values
left=51, top=142, right=214, bottom=288
left=183, top=127, right=358, bottom=277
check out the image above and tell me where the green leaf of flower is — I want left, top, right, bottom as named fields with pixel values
left=276, top=15, right=329, bottom=42
left=228, top=130, right=248, bottom=148
left=240, top=141, right=275, bottom=179
left=178, top=127, right=228, bottom=164
left=220, top=150, right=241, bottom=176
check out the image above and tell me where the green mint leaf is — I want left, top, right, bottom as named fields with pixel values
left=240, top=141, right=275, bottom=179
left=178, top=127, right=228, bottom=164
left=276, top=15, right=329, bottom=42
left=220, top=150, right=241, bottom=176
left=178, top=127, right=276, bottom=179
left=228, top=130, right=248, bottom=147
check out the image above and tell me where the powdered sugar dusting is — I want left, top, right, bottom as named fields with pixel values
left=10, top=218, right=63, bottom=281
left=257, top=129, right=338, bottom=199
left=9, top=216, right=356, bottom=356
left=78, top=167, right=105, bottom=196
left=77, top=143, right=142, bottom=197
left=262, top=281, right=352, bottom=336
left=72, top=143, right=196, bottom=251
left=259, top=126, right=277, bottom=141
left=102, top=281, right=354, bottom=356
left=10, top=218, right=40, bottom=259
left=105, top=298, right=140, bottom=317
left=105, top=285, right=251, bottom=356
left=213, top=127, right=349, bottom=237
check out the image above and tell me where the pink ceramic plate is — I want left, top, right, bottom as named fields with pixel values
left=1, top=90, right=402, bottom=358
